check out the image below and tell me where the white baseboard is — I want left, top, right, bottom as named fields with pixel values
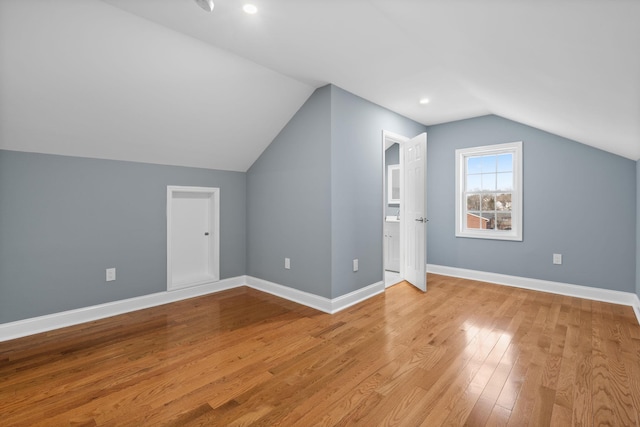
left=0, top=276, right=386, bottom=342
left=9, top=264, right=630, bottom=342
left=0, top=276, right=245, bottom=342
left=329, top=281, right=385, bottom=313
left=245, top=276, right=333, bottom=313
left=245, top=276, right=384, bottom=314
left=427, top=264, right=640, bottom=326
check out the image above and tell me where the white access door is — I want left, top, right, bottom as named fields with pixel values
left=167, top=186, right=220, bottom=291
left=403, top=133, right=427, bottom=292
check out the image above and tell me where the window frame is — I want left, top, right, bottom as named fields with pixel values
left=455, top=141, right=523, bottom=241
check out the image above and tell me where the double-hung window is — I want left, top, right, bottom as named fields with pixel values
left=455, top=141, right=523, bottom=241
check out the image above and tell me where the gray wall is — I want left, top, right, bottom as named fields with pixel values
left=246, top=85, right=425, bottom=299
left=246, top=86, right=333, bottom=297
left=0, top=150, right=246, bottom=323
left=384, top=144, right=400, bottom=217
left=330, top=86, right=426, bottom=298
left=4, top=88, right=637, bottom=326
left=426, top=115, right=636, bottom=293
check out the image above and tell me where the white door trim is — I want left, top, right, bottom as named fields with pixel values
left=382, top=130, right=409, bottom=285
left=167, top=185, right=220, bottom=291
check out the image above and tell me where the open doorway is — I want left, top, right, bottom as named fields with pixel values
left=382, top=131, right=428, bottom=292
left=382, top=131, right=406, bottom=288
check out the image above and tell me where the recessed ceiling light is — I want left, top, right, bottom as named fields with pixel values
left=194, top=0, right=214, bottom=12
left=419, top=98, right=430, bottom=105
left=243, top=4, right=258, bottom=14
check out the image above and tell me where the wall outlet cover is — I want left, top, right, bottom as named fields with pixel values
left=553, top=254, right=562, bottom=265
left=106, top=268, right=116, bottom=281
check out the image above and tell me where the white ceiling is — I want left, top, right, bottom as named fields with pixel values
left=1, top=0, right=639, bottom=171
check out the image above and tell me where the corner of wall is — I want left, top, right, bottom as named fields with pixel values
left=636, top=159, right=639, bottom=298
left=245, top=85, right=333, bottom=298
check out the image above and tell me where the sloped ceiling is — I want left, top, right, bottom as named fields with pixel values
left=0, top=0, right=313, bottom=171
left=1, top=0, right=639, bottom=172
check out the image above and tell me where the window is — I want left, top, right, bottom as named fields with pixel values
left=455, top=141, right=522, bottom=241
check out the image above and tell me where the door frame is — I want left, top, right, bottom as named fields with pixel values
left=167, top=185, right=220, bottom=291
left=382, top=130, right=409, bottom=286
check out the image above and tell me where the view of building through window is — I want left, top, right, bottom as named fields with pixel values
left=465, top=153, right=513, bottom=230
left=455, top=141, right=522, bottom=241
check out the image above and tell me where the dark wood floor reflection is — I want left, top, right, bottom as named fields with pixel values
left=1, top=274, right=639, bottom=426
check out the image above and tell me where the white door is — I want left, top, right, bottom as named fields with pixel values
left=403, top=133, right=427, bottom=292
left=167, top=186, right=220, bottom=291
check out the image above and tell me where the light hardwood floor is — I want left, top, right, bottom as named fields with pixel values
left=1, top=274, right=639, bottom=426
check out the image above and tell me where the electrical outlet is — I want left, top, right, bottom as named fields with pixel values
left=553, top=254, right=562, bottom=265
left=285, top=258, right=290, bottom=270
left=353, top=259, right=358, bottom=272
left=106, top=268, right=116, bottom=281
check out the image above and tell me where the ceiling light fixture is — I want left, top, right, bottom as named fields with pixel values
left=195, top=0, right=214, bottom=12
left=419, top=98, right=430, bottom=105
left=243, top=4, right=258, bottom=14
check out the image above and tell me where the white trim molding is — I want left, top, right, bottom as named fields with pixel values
left=428, top=264, right=640, bottom=326
left=11, top=266, right=632, bottom=343
left=329, top=281, right=385, bottom=313
left=0, top=276, right=244, bottom=343
left=455, top=141, right=523, bottom=241
left=0, top=276, right=386, bottom=342
left=245, top=276, right=332, bottom=313
left=245, top=276, right=384, bottom=314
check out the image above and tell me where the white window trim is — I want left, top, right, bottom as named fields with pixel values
left=455, top=141, right=523, bottom=241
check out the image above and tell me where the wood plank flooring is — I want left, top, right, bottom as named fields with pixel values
left=1, top=274, right=639, bottom=426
